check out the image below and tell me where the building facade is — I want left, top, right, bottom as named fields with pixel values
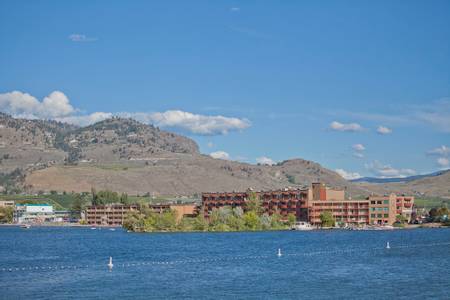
left=85, top=204, right=140, bottom=226
left=202, top=189, right=309, bottom=219
left=84, top=203, right=198, bottom=226
left=0, top=200, right=15, bottom=207
left=202, top=183, right=414, bottom=226
left=14, top=204, right=55, bottom=224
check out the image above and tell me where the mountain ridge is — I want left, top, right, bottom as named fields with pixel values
left=1, top=113, right=449, bottom=198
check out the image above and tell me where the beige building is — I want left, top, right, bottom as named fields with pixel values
left=0, top=200, right=14, bottom=207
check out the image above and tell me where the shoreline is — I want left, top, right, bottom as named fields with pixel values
left=1, top=223, right=447, bottom=232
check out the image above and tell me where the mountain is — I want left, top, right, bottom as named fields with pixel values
left=351, top=170, right=450, bottom=184
left=353, top=170, right=450, bottom=199
left=0, top=113, right=369, bottom=196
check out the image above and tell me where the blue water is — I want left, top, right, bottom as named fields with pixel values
left=0, top=227, right=449, bottom=299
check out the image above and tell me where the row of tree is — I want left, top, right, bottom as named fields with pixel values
left=123, top=192, right=299, bottom=232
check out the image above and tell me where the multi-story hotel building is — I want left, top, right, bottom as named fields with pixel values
left=85, top=203, right=198, bottom=226
left=202, top=183, right=414, bottom=226
left=202, top=189, right=309, bottom=219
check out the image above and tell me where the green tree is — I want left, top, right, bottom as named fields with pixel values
left=270, top=212, right=284, bottom=229
left=70, top=194, right=84, bottom=219
left=320, top=211, right=335, bottom=227
left=120, top=192, right=129, bottom=204
left=243, top=211, right=261, bottom=230
left=287, top=213, right=297, bottom=227
left=0, top=206, right=13, bottom=223
left=192, top=214, right=208, bottom=231
left=246, top=191, right=262, bottom=215
left=396, top=214, right=408, bottom=224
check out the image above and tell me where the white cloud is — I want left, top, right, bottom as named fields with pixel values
left=353, top=152, right=364, bottom=159
left=437, top=157, right=449, bottom=168
left=256, top=156, right=276, bottom=166
left=427, top=145, right=450, bottom=157
left=0, top=91, right=250, bottom=136
left=0, top=90, right=75, bottom=119
left=230, top=7, right=240, bottom=12
left=335, top=169, right=361, bottom=180
left=210, top=151, right=230, bottom=160
left=123, top=110, right=250, bottom=135
left=377, top=125, right=392, bottom=135
left=352, top=144, right=365, bottom=151
left=365, top=161, right=416, bottom=178
left=68, top=34, right=97, bottom=42
left=56, top=112, right=113, bottom=127
left=329, top=121, right=363, bottom=132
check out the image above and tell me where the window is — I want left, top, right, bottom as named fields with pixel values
left=383, top=200, right=389, bottom=204
left=383, top=207, right=389, bottom=211
left=377, top=201, right=382, bottom=204
left=371, top=201, right=375, bottom=204
left=371, top=214, right=376, bottom=218
left=384, top=214, right=389, bottom=218
left=377, top=214, right=382, bottom=218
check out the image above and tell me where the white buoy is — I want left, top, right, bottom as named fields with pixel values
left=277, top=248, right=282, bottom=257
left=386, top=242, right=390, bottom=249
left=108, top=257, right=114, bottom=270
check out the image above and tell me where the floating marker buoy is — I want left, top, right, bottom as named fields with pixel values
left=277, top=248, right=282, bottom=257
left=386, top=242, right=391, bottom=249
left=108, top=257, right=114, bottom=270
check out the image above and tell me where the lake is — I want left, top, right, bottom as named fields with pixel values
left=0, top=227, right=449, bottom=299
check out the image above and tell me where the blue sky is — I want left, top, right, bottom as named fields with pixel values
left=0, top=0, right=449, bottom=179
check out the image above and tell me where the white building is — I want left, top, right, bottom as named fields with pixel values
left=14, top=204, right=55, bottom=224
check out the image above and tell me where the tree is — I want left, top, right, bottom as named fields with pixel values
left=192, top=214, right=208, bottom=231
left=287, top=213, right=297, bottom=226
left=70, top=194, right=84, bottom=218
left=320, top=211, right=335, bottom=227
left=243, top=211, right=261, bottom=230
left=120, top=192, right=129, bottom=204
left=396, top=214, right=408, bottom=224
left=0, top=206, right=13, bottom=223
left=246, top=191, right=262, bottom=215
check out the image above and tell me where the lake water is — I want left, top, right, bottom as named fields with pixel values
left=0, top=227, right=449, bottom=299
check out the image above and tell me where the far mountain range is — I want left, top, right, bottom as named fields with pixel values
left=0, top=113, right=449, bottom=199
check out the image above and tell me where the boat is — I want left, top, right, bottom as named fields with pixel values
left=291, top=221, right=314, bottom=231
left=20, top=224, right=31, bottom=229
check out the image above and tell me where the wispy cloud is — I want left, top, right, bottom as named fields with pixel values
left=329, top=121, right=364, bottom=132
left=228, top=26, right=271, bottom=39
left=353, top=152, right=364, bottom=159
left=230, top=7, right=240, bottom=12
left=365, top=161, right=416, bottom=178
left=427, top=145, right=450, bottom=157
left=331, top=98, right=450, bottom=133
left=68, top=34, right=97, bottom=42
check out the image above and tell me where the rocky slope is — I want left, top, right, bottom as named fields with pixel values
left=1, top=113, right=447, bottom=197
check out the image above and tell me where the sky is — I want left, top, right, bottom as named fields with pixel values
left=0, top=0, right=449, bottom=179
